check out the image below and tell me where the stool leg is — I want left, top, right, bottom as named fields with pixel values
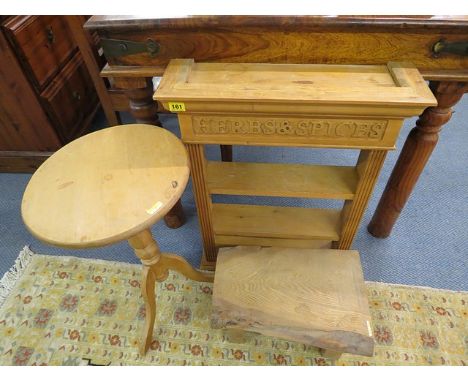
left=225, top=328, right=247, bottom=343
left=128, top=229, right=168, bottom=356
left=320, top=348, right=342, bottom=364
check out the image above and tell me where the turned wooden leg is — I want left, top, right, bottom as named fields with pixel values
left=128, top=229, right=213, bottom=355
left=220, top=145, right=233, bottom=162
left=128, top=229, right=168, bottom=356
left=368, top=81, right=467, bottom=238
left=114, top=76, right=186, bottom=229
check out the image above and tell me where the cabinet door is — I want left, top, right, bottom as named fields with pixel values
left=40, top=53, right=98, bottom=143
left=0, top=28, right=61, bottom=151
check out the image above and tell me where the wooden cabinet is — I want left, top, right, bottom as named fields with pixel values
left=0, top=16, right=99, bottom=172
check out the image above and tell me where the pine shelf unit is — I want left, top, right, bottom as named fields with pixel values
left=154, top=59, right=436, bottom=269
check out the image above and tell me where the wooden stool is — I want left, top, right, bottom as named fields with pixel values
left=211, top=246, right=374, bottom=358
left=21, top=124, right=214, bottom=355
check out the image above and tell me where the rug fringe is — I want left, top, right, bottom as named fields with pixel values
left=366, top=280, right=467, bottom=294
left=0, top=246, right=35, bottom=308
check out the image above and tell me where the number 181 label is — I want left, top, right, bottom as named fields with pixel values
left=168, top=102, right=186, bottom=112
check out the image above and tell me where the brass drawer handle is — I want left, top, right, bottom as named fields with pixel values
left=46, top=26, right=55, bottom=44
left=432, top=39, right=468, bottom=57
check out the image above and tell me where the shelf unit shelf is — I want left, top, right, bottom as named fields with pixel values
left=207, top=161, right=357, bottom=200
left=212, top=203, right=341, bottom=241
left=214, top=235, right=333, bottom=249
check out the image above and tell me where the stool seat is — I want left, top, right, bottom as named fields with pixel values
left=211, top=246, right=374, bottom=357
left=21, top=124, right=189, bottom=248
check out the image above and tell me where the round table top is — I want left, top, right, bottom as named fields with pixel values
left=21, top=124, right=190, bottom=248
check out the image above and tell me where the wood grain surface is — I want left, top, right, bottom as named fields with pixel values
left=40, top=54, right=98, bottom=143
left=336, top=150, right=388, bottom=249
left=0, top=151, right=52, bottom=172
left=212, top=246, right=374, bottom=356
left=66, top=15, right=120, bottom=126
left=156, top=60, right=436, bottom=107
left=22, top=124, right=189, bottom=248
left=3, top=15, right=78, bottom=89
left=0, top=30, right=61, bottom=151
left=212, top=203, right=341, bottom=241
left=87, top=25, right=468, bottom=77
left=207, top=161, right=357, bottom=200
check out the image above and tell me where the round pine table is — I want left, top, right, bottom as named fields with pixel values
left=21, top=124, right=213, bottom=355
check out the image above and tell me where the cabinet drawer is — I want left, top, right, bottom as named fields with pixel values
left=3, top=16, right=79, bottom=89
left=40, top=54, right=98, bottom=143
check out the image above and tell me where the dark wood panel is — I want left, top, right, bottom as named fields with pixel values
left=108, top=88, right=130, bottom=111
left=3, top=15, right=78, bottom=89
left=0, top=30, right=61, bottom=151
left=86, top=15, right=468, bottom=32
left=368, top=81, right=468, bottom=237
left=92, top=28, right=468, bottom=74
left=66, top=15, right=120, bottom=126
left=0, top=151, right=52, bottom=173
left=40, top=53, right=99, bottom=143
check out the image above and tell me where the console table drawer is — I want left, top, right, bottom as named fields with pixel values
left=96, top=29, right=468, bottom=75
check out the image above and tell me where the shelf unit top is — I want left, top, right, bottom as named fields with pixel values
left=155, top=59, right=437, bottom=109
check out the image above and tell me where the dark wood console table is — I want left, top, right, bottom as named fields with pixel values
left=85, top=15, right=468, bottom=238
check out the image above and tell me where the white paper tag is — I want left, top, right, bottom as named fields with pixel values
left=146, top=201, right=163, bottom=215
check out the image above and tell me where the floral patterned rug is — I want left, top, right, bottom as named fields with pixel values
left=0, top=248, right=466, bottom=366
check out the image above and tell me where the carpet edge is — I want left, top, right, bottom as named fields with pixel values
left=0, top=245, right=35, bottom=308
